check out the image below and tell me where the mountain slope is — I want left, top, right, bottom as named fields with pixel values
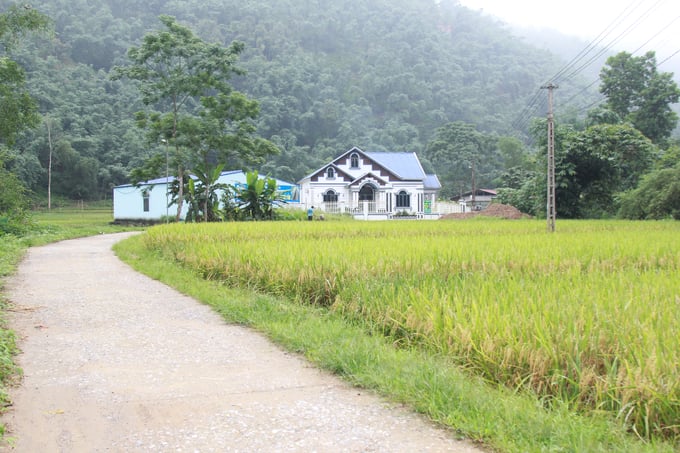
left=4, top=0, right=598, bottom=198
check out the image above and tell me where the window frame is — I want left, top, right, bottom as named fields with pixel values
left=350, top=153, right=360, bottom=168
left=323, top=189, right=339, bottom=203
left=142, top=190, right=150, bottom=212
left=396, top=190, right=411, bottom=208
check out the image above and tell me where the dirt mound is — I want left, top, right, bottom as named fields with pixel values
left=440, top=203, right=530, bottom=220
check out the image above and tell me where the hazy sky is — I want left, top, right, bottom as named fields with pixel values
left=458, top=0, right=680, bottom=73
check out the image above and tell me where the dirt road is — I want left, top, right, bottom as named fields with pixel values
left=1, top=233, right=481, bottom=452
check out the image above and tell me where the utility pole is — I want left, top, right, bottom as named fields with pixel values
left=541, top=83, right=558, bottom=233
left=45, top=118, right=54, bottom=211
left=470, top=160, right=476, bottom=211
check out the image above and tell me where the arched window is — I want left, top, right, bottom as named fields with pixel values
left=323, top=190, right=338, bottom=202
left=350, top=153, right=359, bottom=168
left=359, top=184, right=375, bottom=201
left=326, top=167, right=335, bottom=179
left=396, top=190, right=410, bottom=208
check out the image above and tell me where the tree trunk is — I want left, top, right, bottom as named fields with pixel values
left=176, top=165, right=184, bottom=222
left=46, top=119, right=54, bottom=211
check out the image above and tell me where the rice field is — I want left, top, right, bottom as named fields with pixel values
left=141, top=219, right=680, bottom=440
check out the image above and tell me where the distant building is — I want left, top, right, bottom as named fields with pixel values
left=297, top=146, right=441, bottom=220
left=113, top=170, right=299, bottom=221
left=457, top=189, right=497, bottom=211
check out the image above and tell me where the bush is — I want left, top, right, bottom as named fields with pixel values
left=618, top=166, right=680, bottom=220
left=0, top=160, right=34, bottom=236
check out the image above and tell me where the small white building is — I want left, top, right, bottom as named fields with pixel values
left=457, top=189, right=498, bottom=211
left=113, top=170, right=299, bottom=221
left=298, top=146, right=441, bottom=220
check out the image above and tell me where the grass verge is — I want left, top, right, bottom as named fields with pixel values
left=0, top=236, right=24, bottom=435
left=114, top=232, right=676, bottom=453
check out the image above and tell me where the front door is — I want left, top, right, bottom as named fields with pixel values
left=358, top=184, right=375, bottom=201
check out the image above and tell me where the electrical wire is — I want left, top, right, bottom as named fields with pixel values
left=548, top=0, right=641, bottom=84
left=558, top=0, right=668, bottom=83
left=510, top=0, right=676, bottom=136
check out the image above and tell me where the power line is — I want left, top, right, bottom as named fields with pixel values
left=558, top=0, right=668, bottom=83
left=548, top=0, right=641, bottom=84
left=658, top=48, right=680, bottom=67
left=630, top=14, right=680, bottom=55
left=510, top=0, right=677, bottom=138
left=510, top=0, right=647, bottom=134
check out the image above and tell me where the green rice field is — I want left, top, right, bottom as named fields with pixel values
left=140, top=219, right=680, bottom=440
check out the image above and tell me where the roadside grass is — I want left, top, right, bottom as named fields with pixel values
left=0, top=236, right=24, bottom=433
left=114, top=231, right=676, bottom=453
left=0, top=205, right=140, bottom=436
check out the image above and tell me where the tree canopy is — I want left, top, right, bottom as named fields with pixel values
left=599, top=51, right=680, bottom=145
left=0, top=4, right=49, bottom=146
left=2, top=0, right=582, bottom=202
left=2, top=0, right=677, bottom=220
left=0, top=3, right=48, bottom=232
left=424, top=121, right=500, bottom=199
left=112, top=14, right=277, bottom=220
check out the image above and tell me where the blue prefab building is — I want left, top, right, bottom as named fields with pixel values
left=113, top=170, right=299, bottom=221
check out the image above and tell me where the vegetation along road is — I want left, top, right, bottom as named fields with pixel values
left=0, top=232, right=481, bottom=452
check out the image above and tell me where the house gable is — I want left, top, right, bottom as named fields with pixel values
left=350, top=172, right=390, bottom=188
left=331, top=147, right=405, bottom=182
left=309, top=164, right=354, bottom=182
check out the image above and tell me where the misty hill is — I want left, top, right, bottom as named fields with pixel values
left=5, top=0, right=600, bottom=200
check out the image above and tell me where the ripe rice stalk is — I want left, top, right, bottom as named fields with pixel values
left=140, top=220, right=680, bottom=440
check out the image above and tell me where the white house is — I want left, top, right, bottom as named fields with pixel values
left=113, top=170, right=299, bottom=221
left=298, top=146, right=441, bottom=220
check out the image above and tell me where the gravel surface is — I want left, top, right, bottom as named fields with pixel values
left=1, top=232, right=482, bottom=452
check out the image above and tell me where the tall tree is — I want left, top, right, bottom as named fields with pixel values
left=599, top=51, right=680, bottom=145
left=0, top=4, right=49, bottom=146
left=559, top=123, right=657, bottom=218
left=424, top=121, right=499, bottom=200
left=0, top=4, right=49, bottom=229
left=111, top=15, right=250, bottom=220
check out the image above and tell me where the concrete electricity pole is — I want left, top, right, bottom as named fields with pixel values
left=542, top=83, right=558, bottom=232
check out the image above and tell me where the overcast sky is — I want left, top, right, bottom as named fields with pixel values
left=457, top=0, right=680, bottom=74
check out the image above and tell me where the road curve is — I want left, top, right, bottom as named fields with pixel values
left=1, top=232, right=481, bottom=452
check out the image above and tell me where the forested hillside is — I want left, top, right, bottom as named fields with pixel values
left=4, top=0, right=598, bottom=201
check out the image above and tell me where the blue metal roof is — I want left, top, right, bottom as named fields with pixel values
left=424, top=174, right=442, bottom=190
left=114, top=170, right=295, bottom=189
left=365, top=152, right=426, bottom=180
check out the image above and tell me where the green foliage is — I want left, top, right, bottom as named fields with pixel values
left=495, top=181, right=541, bottom=216
left=112, top=14, right=277, bottom=219
left=111, top=14, right=248, bottom=219
left=0, top=4, right=49, bottom=146
left=559, top=124, right=657, bottom=218
left=618, top=164, right=680, bottom=220
left=168, top=163, right=227, bottom=223
left=0, top=3, right=50, bottom=53
left=0, top=150, right=33, bottom=235
left=424, top=121, right=500, bottom=198
left=2, top=0, right=581, bottom=203
left=0, top=234, right=22, bottom=414
left=520, top=120, right=661, bottom=219
left=229, top=170, right=285, bottom=220
left=599, top=51, right=680, bottom=145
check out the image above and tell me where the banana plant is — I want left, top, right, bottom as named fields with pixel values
left=233, top=170, right=285, bottom=220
